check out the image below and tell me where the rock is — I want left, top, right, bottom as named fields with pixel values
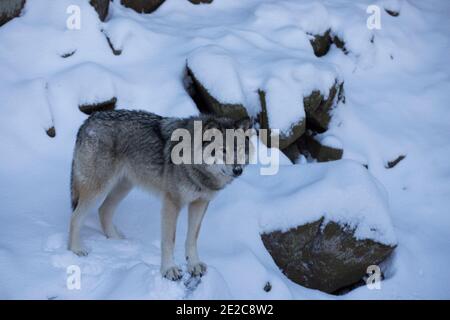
left=310, top=30, right=332, bottom=57
left=0, top=0, right=25, bottom=27
left=258, top=89, right=305, bottom=150
left=79, top=97, right=117, bottom=115
left=120, top=0, right=165, bottom=14
left=310, top=29, right=348, bottom=57
left=297, top=132, right=343, bottom=162
left=46, top=126, right=56, bottom=138
left=261, top=218, right=395, bottom=294
left=301, top=134, right=341, bottom=162
left=280, top=142, right=301, bottom=163
left=189, top=0, right=213, bottom=4
left=89, top=0, right=109, bottom=22
left=304, top=81, right=343, bottom=133
left=186, top=66, right=248, bottom=120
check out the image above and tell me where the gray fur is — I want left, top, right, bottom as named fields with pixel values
left=68, top=109, right=251, bottom=280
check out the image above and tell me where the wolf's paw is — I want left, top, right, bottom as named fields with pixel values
left=162, top=265, right=183, bottom=281
left=188, top=261, right=207, bottom=277
left=106, top=226, right=125, bottom=240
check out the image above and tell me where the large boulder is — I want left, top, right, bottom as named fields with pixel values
left=0, top=0, right=25, bottom=27
left=185, top=48, right=249, bottom=120
left=261, top=218, right=395, bottom=294
left=120, top=0, right=165, bottom=14
left=89, top=0, right=110, bottom=22
left=258, top=160, right=397, bottom=294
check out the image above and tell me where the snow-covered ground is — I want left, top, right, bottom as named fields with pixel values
left=0, top=0, right=449, bottom=299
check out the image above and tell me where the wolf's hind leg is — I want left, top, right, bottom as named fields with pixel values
left=68, top=195, right=96, bottom=256
left=185, top=199, right=209, bottom=277
left=160, top=193, right=182, bottom=281
left=99, top=179, right=132, bottom=239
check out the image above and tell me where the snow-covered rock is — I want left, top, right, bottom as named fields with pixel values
left=89, top=0, right=110, bottom=22
left=0, top=0, right=25, bottom=27
left=120, top=0, right=165, bottom=14
left=258, top=160, right=396, bottom=293
left=262, top=219, right=395, bottom=294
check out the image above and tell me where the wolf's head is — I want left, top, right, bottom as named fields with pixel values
left=169, top=114, right=254, bottom=184
left=198, top=116, right=253, bottom=179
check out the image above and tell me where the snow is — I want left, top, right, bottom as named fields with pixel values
left=256, top=160, right=396, bottom=245
left=1, top=0, right=450, bottom=299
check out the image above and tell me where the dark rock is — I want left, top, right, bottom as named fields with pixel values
left=304, top=81, right=343, bottom=133
left=297, top=133, right=343, bottom=162
left=310, top=30, right=332, bottom=57
left=120, top=0, right=165, bottom=14
left=281, top=142, right=301, bottom=163
left=258, top=89, right=305, bottom=150
left=186, top=66, right=248, bottom=120
left=189, top=0, right=213, bottom=4
left=0, top=0, right=25, bottom=27
left=89, top=0, right=109, bottom=22
left=332, top=35, right=348, bottom=55
left=385, top=155, right=406, bottom=169
left=79, top=97, right=117, bottom=115
left=46, top=126, right=56, bottom=138
left=385, top=9, right=399, bottom=17
left=263, top=282, right=272, bottom=292
left=261, top=218, right=395, bottom=294
left=310, top=29, right=348, bottom=57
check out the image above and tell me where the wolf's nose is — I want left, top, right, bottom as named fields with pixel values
left=233, top=167, right=242, bottom=177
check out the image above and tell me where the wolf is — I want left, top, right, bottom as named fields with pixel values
left=68, top=109, right=252, bottom=280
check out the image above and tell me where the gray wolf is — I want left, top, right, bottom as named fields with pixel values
left=68, top=109, right=251, bottom=280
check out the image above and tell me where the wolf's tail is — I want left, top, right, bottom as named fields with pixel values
left=70, top=160, right=79, bottom=211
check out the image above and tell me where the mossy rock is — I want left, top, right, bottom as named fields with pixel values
left=186, top=66, right=248, bottom=120
left=120, top=0, right=165, bottom=14
left=261, top=218, right=396, bottom=294
left=79, top=97, right=117, bottom=115
left=0, top=0, right=25, bottom=27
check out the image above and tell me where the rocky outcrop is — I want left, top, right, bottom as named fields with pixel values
left=89, top=0, right=109, bottom=22
left=0, top=0, right=25, bottom=27
left=261, top=218, right=395, bottom=294
left=186, top=66, right=248, bottom=120
left=120, top=0, right=165, bottom=14
left=79, top=97, right=117, bottom=115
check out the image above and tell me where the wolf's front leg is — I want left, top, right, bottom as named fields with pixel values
left=185, top=199, right=209, bottom=277
left=160, top=193, right=182, bottom=280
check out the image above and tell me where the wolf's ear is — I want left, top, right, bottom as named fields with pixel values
left=235, top=117, right=252, bottom=131
left=203, top=119, right=221, bottom=132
